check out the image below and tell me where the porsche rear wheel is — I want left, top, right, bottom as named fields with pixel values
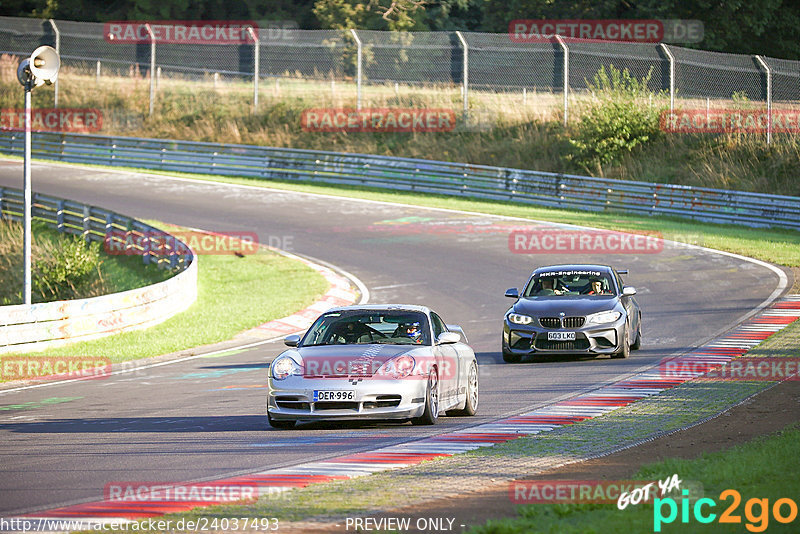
left=412, top=370, right=439, bottom=425
left=448, top=361, right=478, bottom=416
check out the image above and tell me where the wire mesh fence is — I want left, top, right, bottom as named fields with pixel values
left=1, top=15, right=799, bottom=142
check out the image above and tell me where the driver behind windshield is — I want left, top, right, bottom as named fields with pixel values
left=303, top=311, right=432, bottom=346
left=537, top=276, right=565, bottom=296
left=395, top=321, right=424, bottom=344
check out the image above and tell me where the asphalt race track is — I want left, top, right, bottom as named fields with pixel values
left=0, top=159, right=790, bottom=516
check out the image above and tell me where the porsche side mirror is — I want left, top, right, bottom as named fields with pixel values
left=505, top=288, right=519, bottom=299
left=622, top=286, right=637, bottom=297
left=284, top=334, right=301, bottom=347
left=437, top=332, right=461, bottom=344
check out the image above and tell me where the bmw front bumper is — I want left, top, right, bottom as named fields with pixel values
left=503, top=316, right=626, bottom=357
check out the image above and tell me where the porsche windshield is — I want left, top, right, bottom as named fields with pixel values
left=301, top=310, right=432, bottom=346
left=523, top=270, right=616, bottom=297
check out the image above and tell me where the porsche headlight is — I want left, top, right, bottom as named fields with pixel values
left=586, top=311, right=622, bottom=325
left=376, top=355, right=416, bottom=379
left=508, top=313, right=533, bottom=325
left=271, top=355, right=303, bottom=380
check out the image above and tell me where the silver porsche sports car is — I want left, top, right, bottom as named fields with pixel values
left=502, top=265, right=642, bottom=362
left=267, top=304, right=479, bottom=429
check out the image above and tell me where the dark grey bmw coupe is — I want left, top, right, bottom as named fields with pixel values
left=502, top=265, right=641, bottom=362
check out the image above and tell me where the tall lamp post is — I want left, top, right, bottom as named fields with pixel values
left=16, top=46, right=60, bottom=306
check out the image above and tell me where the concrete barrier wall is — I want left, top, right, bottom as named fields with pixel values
left=0, top=187, right=197, bottom=354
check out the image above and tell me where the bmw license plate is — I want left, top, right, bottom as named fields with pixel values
left=314, top=390, right=355, bottom=402
left=548, top=331, right=576, bottom=341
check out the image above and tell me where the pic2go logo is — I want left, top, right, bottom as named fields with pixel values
left=653, top=489, right=798, bottom=532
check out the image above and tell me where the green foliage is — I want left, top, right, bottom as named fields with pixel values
left=0, top=221, right=101, bottom=304
left=313, top=0, right=426, bottom=31
left=0, top=220, right=171, bottom=305
left=568, top=65, right=663, bottom=169
left=587, top=64, right=655, bottom=99
left=33, top=235, right=102, bottom=301
left=480, top=0, right=800, bottom=59
left=5, top=0, right=800, bottom=58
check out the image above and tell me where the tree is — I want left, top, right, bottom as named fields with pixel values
left=481, top=0, right=800, bottom=59
left=313, top=0, right=428, bottom=31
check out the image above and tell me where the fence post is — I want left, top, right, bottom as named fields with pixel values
left=755, top=55, right=772, bottom=145
left=56, top=200, right=65, bottom=231
left=660, top=43, right=675, bottom=114
left=350, top=29, right=362, bottom=110
left=82, top=205, right=91, bottom=242
left=144, top=23, right=156, bottom=116
left=49, top=19, right=60, bottom=108
left=555, top=35, right=568, bottom=127
left=104, top=212, right=113, bottom=254
left=248, top=26, right=259, bottom=112
left=456, top=31, right=468, bottom=114
left=96, top=60, right=101, bottom=82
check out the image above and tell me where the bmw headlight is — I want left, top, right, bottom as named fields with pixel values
left=376, top=355, right=416, bottom=379
left=586, top=310, right=622, bottom=325
left=271, top=355, right=303, bottom=380
left=508, top=313, right=533, bottom=325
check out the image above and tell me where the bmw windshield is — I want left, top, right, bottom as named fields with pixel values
left=300, top=310, right=432, bottom=346
left=523, top=269, right=616, bottom=297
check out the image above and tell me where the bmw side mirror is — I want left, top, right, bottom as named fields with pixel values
left=284, top=334, right=300, bottom=347
left=505, top=288, right=519, bottom=299
left=622, top=286, right=637, bottom=296
left=437, top=332, right=461, bottom=344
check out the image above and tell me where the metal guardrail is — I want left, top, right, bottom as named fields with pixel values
left=0, top=186, right=196, bottom=353
left=0, top=187, right=193, bottom=270
left=1, top=131, right=798, bottom=230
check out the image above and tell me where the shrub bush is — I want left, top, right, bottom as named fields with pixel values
left=34, top=236, right=103, bottom=301
left=0, top=221, right=104, bottom=304
left=568, top=65, right=664, bottom=170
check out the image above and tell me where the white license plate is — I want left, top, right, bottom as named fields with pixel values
left=547, top=331, right=576, bottom=341
left=314, top=390, right=355, bottom=402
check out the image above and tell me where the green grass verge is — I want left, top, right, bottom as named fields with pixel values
left=471, top=424, right=800, bottom=534
left=3, top=222, right=329, bottom=369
